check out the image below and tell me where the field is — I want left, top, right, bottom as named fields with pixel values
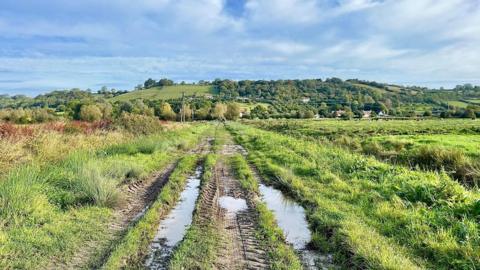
left=448, top=100, right=470, bottom=108
left=468, top=99, right=480, bottom=104
left=110, top=85, right=216, bottom=102
left=1, top=118, right=480, bottom=269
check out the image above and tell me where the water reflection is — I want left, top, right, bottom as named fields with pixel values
left=145, top=166, right=203, bottom=270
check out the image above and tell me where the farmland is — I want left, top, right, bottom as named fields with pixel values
left=1, top=118, right=479, bottom=269
left=110, top=85, right=216, bottom=102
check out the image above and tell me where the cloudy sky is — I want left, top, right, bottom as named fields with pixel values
left=0, top=0, right=479, bottom=95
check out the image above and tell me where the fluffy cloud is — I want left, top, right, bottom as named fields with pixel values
left=0, top=0, right=479, bottom=94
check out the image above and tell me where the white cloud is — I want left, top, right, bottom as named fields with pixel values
left=242, top=40, right=311, bottom=54
left=1, top=0, right=480, bottom=94
left=245, top=0, right=320, bottom=25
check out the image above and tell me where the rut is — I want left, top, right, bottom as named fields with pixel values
left=215, top=144, right=269, bottom=269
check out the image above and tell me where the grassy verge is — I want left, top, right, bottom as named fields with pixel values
left=230, top=154, right=303, bottom=269
left=0, top=124, right=212, bottom=269
left=169, top=153, right=220, bottom=269
left=227, top=122, right=480, bottom=269
left=102, top=154, right=200, bottom=269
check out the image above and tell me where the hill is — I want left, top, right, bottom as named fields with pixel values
left=110, top=85, right=215, bottom=102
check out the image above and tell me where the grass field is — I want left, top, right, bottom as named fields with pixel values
left=372, top=134, right=480, bottom=158
left=228, top=122, right=480, bottom=269
left=249, top=119, right=480, bottom=186
left=110, top=85, right=216, bottom=102
left=447, top=100, right=470, bottom=108
left=3, top=118, right=480, bottom=269
left=468, top=99, right=480, bottom=104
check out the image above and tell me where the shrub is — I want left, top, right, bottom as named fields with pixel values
left=79, top=104, right=103, bottom=122
left=115, top=112, right=163, bottom=135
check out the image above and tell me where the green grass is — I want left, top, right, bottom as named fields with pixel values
left=249, top=119, right=480, bottom=138
left=447, top=100, right=469, bottom=108
left=372, top=134, right=480, bottom=159
left=237, top=102, right=271, bottom=111
left=0, top=124, right=213, bottom=269
left=227, top=122, right=480, bottom=269
left=467, top=99, right=480, bottom=104
left=169, top=153, right=220, bottom=269
left=110, top=85, right=216, bottom=102
left=101, top=154, right=200, bottom=269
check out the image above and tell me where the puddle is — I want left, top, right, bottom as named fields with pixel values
left=219, top=196, right=248, bottom=214
left=144, top=166, right=203, bottom=270
left=259, top=183, right=335, bottom=269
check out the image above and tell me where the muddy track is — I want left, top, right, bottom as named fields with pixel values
left=216, top=145, right=269, bottom=270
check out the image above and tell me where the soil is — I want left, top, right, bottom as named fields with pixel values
left=204, top=144, right=269, bottom=269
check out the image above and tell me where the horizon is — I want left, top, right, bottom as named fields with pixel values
left=1, top=0, right=479, bottom=95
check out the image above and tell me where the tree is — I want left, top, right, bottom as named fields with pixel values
left=303, top=110, right=315, bottom=119
left=159, top=102, right=176, bottom=121
left=225, top=103, right=241, bottom=120
left=144, top=78, right=156, bottom=89
left=251, top=105, right=269, bottom=119
left=195, top=105, right=211, bottom=120
left=341, top=108, right=354, bottom=120
left=79, top=104, right=102, bottom=122
left=211, top=103, right=227, bottom=120
left=463, top=109, right=476, bottom=119
left=98, top=103, right=113, bottom=120
left=423, top=110, right=432, bottom=117
left=181, top=105, right=193, bottom=121
left=158, top=78, right=174, bottom=87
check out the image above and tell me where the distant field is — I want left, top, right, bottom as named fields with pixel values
left=447, top=100, right=469, bottom=108
left=399, top=103, right=434, bottom=113
left=468, top=99, right=480, bottom=104
left=237, top=102, right=270, bottom=112
left=110, top=85, right=216, bottom=102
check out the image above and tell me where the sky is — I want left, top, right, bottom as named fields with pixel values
left=0, top=0, right=479, bottom=96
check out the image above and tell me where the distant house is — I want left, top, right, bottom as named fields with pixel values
left=378, top=111, right=387, bottom=117
left=362, top=110, right=372, bottom=118
left=333, top=110, right=346, bottom=118
left=301, top=97, right=311, bottom=103
left=204, top=94, right=213, bottom=99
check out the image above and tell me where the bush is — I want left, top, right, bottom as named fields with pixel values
left=79, top=105, right=103, bottom=122
left=115, top=112, right=163, bottom=135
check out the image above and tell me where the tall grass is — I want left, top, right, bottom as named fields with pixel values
left=0, top=123, right=214, bottom=268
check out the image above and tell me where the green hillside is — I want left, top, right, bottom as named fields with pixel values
left=110, top=85, right=216, bottom=102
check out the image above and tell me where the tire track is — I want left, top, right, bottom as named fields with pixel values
left=216, top=144, right=269, bottom=270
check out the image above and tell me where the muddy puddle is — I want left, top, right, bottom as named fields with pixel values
left=259, top=183, right=335, bottom=269
left=144, top=166, right=203, bottom=270
left=219, top=196, right=248, bottom=214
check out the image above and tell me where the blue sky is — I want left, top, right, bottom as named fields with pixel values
left=0, top=0, right=479, bottom=96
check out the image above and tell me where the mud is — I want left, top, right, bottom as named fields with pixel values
left=215, top=146, right=268, bottom=270
left=145, top=166, right=203, bottom=269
